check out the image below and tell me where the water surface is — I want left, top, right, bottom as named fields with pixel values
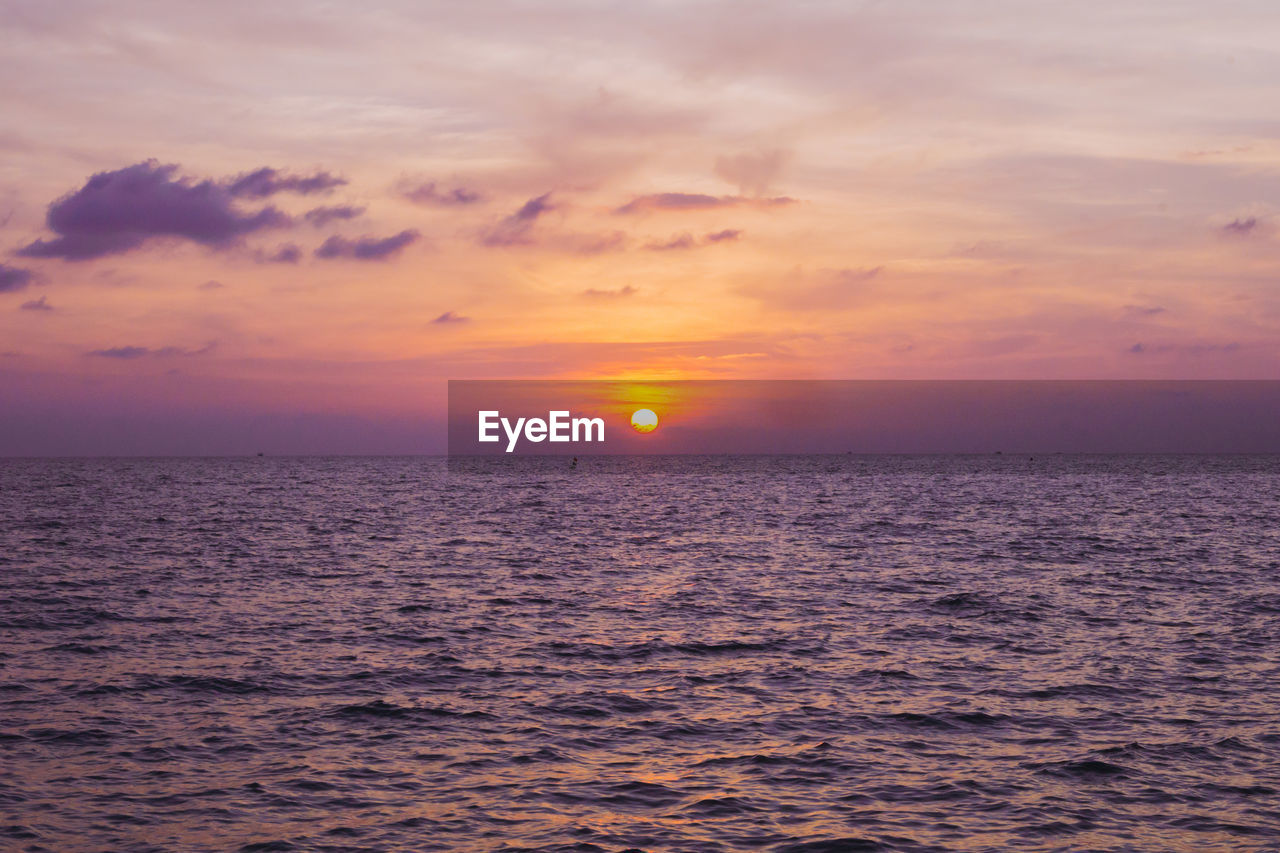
left=2, top=455, right=1279, bottom=851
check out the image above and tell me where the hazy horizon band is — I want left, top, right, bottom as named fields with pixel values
left=447, top=379, right=1280, bottom=456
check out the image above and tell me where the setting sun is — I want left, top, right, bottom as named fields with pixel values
left=630, top=408, right=659, bottom=433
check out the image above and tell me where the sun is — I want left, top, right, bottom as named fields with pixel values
left=630, top=408, right=659, bottom=434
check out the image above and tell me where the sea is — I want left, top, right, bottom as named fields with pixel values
left=2, top=455, right=1279, bottom=852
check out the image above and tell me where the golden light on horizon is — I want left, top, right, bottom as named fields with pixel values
left=630, top=408, right=659, bottom=433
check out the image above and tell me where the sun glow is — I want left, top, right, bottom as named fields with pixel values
left=630, top=408, right=659, bottom=433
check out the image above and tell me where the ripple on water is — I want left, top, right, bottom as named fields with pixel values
left=1, top=454, right=1279, bottom=851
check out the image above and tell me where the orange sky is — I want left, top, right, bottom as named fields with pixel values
left=1, top=2, right=1278, bottom=452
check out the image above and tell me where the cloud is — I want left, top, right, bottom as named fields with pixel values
left=432, top=311, right=469, bottom=324
left=553, top=231, right=629, bottom=255
left=88, top=342, right=216, bottom=359
left=19, top=295, right=52, bottom=311
left=583, top=285, right=637, bottom=298
left=714, top=149, right=790, bottom=196
left=17, top=161, right=290, bottom=260
left=88, top=346, right=149, bottom=359
left=198, top=279, right=224, bottom=290
left=617, top=193, right=722, bottom=213
left=439, top=337, right=789, bottom=379
left=832, top=266, right=883, bottom=283
left=644, top=229, right=742, bottom=250
left=315, top=229, right=420, bottom=260
left=1123, top=304, right=1165, bottom=317
left=480, top=192, right=554, bottom=247
left=644, top=233, right=696, bottom=251
left=226, top=167, right=345, bottom=198
left=1222, top=217, right=1257, bottom=236
left=614, top=192, right=794, bottom=214
left=1128, top=341, right=1241, bottom=356
left=0, top=263, right=34, bottom=292
left=255, top=243, right=302, bottom=264
left=303, top=205, right=365, bottom=227
left=399, top=180, right=482, bottom=206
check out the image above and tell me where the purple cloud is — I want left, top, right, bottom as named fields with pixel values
left=400, top=181, right=482, bottom=206
left=303, top=205, right=366, bottom=227
left=644, top=229, right=742, bottom=250
left=88, top=342, right=216, bottom=359
left=1222, top=217, right=1257, bottom=236
left=615, top=193, right=794, bottom=214
left=1128, top=341, right=1241, bottom=356
left=17, top=161, right=290, bottom=261
left=0, top=264, right=34, bottom=292
left=226, top=167, right=345, bottom=198
left=315, top=229, right=420, bottom=261
left=88, top=345, right=150, bottom=359
left=644, top=233, right=696, bottom=251
left=481, top=193, right=554, bottom=247
left=19, top=295, right=52, bottom=311
left=432, top=311, right=469, bottom=324
left=256, top=243, right=302, bottom=264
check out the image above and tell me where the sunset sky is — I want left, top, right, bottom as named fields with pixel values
left=2, top=1, right=1279, bottom=453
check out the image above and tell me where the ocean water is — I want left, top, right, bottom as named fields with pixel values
left=2, top=455, right=1280, bottom=852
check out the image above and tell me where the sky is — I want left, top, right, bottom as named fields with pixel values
left=1, top=1, right=1279, bottom=454
left=447, top=380, right=1280, bottom=455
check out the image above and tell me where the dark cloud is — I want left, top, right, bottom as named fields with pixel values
left=303, top=205, right=366, bottom=227
left=644, top=233, right=696, bottom=251
left=617, top=193, right=721, bottom=213
left=1222, top=217, right=1257, bottom=236
left=432, top=311, right=469, bottom=324
left=226, top=167, right=345, bottom=199
left=256, top=243, right=302, bottom=264
left=583, top=285, right=637, bottom=298
left=1123, top=304, right=1165, bottom=317
left=315, top=229, right=420, bottom=261
left=481, top=193, right=554, bottom=247
left=0, top=263, right=34, bottom=292
left=88, top=342, right=216, bottom=359
left=644, top=229, right=742, bottom=250
left=1128, top=341, right=1241, bottom=356
left=614, top=192, right=795, bottom=214
left=399, top=181, right=482, bottom=206
left=17, top=161, right=290, bottom=261
left=198, top=279, right=224, bottom=290
left=89, top=346, right=149, bottom=359
left=19, top=295, right=52, bottom=311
